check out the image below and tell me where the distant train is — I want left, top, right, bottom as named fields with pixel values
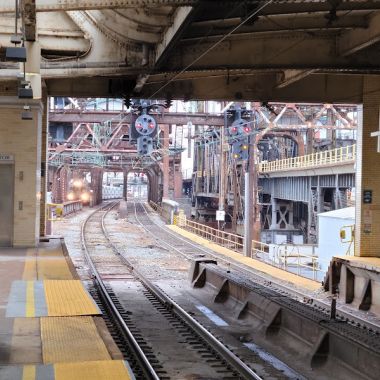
left=67, top=178, right=92, bottom=206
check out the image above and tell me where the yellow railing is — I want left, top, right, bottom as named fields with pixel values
left=259, top=144, right=356, bottom=173
left=174, top=215, right=272, bottom=257
left=340, top=224, right=355, bottom=256
left=46, top=201, right=82, bottom=221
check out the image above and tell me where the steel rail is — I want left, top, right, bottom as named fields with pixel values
left=138, top=201, right=380, bottom=334
left=130, top=201, right=263, bottom=380
left=81, top=201, right=160, bottom=380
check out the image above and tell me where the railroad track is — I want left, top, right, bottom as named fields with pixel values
left=133, top=201, right=380, bottom=334
left=81, top=201, right=262, bottom=380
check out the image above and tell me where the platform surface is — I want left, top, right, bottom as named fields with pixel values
left=0, top=239, right=132, bottom=379
left=168, top=225, right=321, bottom=292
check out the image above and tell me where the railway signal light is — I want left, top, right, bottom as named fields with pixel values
left=133, top=114, right=157, bottom=137
left=137, top=136, right=153, bottom=155
left=232, top=140, right=249, bottom=161
left=224, top=104, right=253, bottom=161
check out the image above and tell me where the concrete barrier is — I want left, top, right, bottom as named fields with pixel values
left=189, top=260, right=380, bottom=380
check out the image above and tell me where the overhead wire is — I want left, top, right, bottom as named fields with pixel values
left=148, top=0, right=274, bottom=99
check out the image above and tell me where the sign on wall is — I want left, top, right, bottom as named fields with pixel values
left=0, top=154, right=14, bottom=163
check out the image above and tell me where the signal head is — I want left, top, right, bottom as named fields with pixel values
left=134, top=115, right=157, bottom=136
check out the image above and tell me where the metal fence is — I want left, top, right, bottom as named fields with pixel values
left=259, top=144, right=356, bottom=173
left=173, top=214, right=325, bottom=282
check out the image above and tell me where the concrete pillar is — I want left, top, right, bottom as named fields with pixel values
left=0, top=97, right=43, bottom=247
left=355, top=76, right=380, bottom=257
left=123, top=168, right=129, bottom=200
left=174, top=169, right=183, bottom=199
left=39, top=92, right=48, bottom=237
left=270, top=197, right=277, bottom=229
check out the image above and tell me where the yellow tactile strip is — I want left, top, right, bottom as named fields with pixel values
left=54, top=360, right=133, bottom=380
left=44, top=280, right=100, bottom=316
left=41, top=316, right=111, bottom=364
left=168, top=225, right=321, bottom=292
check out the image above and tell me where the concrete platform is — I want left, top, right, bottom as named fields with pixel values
left=168, top=225, right=321, bottom=293
left=0, top=239, right=132, bottom=380
left=326, top=255, right=380, bottom=317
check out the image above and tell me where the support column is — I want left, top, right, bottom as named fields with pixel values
left=355, top=77, right=380, bottom=257
left=162, top=124, right=169, bottom=199
left=0, top=97, right=43, bottom=247
left=39, top=91, right=48, bottom=237
left=174, top=168, right=183, bottom=199
left=270, top=197, right=277, bottom=229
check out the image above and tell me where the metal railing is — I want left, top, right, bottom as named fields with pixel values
left=340, top=224, right=355, bottom=256
left=253, top=243, right=326, bottom=281
left=46, top=201, right=82, bottom=221
left=149, top=200, right=163, bottom=215
left=173, top=214, right=324, bottom=282
left=259, top=144, right=356, bottom=173
left=174, top=215, right=244, bottom=252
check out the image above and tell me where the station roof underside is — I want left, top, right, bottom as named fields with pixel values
left=1, top=1, right=380, bottom=102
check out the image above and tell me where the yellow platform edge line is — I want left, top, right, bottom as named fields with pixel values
left=22, top=365, right=35, bottom=380
left=22, top=257, right=37, bottom=281
left=168, top=225, right=321, bottom=292
left=26, top=281, right=35, bottom=318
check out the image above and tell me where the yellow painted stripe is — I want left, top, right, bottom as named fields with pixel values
left=26, top=281, right=35, bottom=318
left=22, top=365, right=35, bottom=380
left=41, top=317, right=111, bottom=363
left=168, top=225, right=321, bottom=292
left=44, top=280, right=99, bottom=316
left=23, top=249, right=37, bottom=280
left=55, top=360, right=132, bottom=380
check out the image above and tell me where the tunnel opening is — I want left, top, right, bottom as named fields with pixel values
left=126, top=171, right=149, bottom=202
left=103, top=171, right=124, bottom=200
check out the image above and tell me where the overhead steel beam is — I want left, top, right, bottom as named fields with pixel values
left=276, top=69, right=315, bottom=89
left=142, top=72, right=364, bottom=103
left=164, top=34, right=377, bottom=70
left=155, top=5, right=193, bottom=63
left=187, top=12, right=369, bottom=38
left=49, top=111, right=225, bottom=125
left=0, top=0, right=196, bottom=12
left=339, top=10, right=380, bottom=56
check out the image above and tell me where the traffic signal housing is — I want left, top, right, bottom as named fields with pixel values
left=131, top=110, right=158, bottom=156
left=133, top=113, right=158, bottom=138
left=232, top=139, right=249, bottom=161
left=137, top=136, right=153, bottom=155
left=224, top=105, right=252, bottom=162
